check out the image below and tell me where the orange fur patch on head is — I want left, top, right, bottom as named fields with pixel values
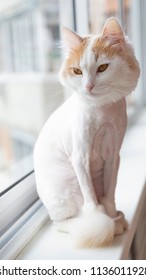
left=92, top=36, right=140, bottom=75
left=66, top=37, right=89, bottom=69
left=92, top=36, right=123, bottom=60
left=121, top=46, right=140, bottom=73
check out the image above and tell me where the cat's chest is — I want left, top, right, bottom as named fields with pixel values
left=64, top=98, right=126, bottom=158
left=55, top=95, right=127, bottom=158
left=72, top=108, right=102, bottom=145
left=69, top=105, right=110, bottom=159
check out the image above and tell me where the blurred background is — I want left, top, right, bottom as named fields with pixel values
left=0, top=0, right=145, bottom=192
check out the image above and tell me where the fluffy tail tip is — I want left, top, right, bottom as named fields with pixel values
left=68, top=209, right=115, bottom=248
left=56, top=208, right=115, bottom=248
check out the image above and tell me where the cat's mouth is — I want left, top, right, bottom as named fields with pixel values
left=79, top=89, right=105, bottom=98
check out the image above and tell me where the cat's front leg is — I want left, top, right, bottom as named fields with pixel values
left=101, top=154, right=120, bottom=217
left=71, top=152, right=99, bottom=211
left=101, top=154, right=128, bottom=234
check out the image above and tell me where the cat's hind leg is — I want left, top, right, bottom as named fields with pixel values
left=38, top=181, right=83, bottom=222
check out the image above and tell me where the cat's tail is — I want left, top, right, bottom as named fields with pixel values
left=56, top=206, right=115, bottom=248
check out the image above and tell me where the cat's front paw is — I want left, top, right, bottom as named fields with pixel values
left=114, top=211, right=128, bottom=235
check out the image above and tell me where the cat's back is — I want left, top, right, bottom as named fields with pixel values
left=34, top=94, right=76, bottom=159
left=46, top=94, right=76, bottom=129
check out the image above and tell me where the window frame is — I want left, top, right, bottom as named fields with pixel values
left=1, top=199, right=49, bottom=260
left=0, top=172, right=37, bottom=237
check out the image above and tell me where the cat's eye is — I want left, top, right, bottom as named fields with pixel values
left=97, top=63, right=109, bottom=73
left=73, top=68, right=82, bottom=75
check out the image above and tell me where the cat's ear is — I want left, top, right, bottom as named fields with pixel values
left=101, top=17, right=125, bottom=46
left=60, top=26, right=83, bottom=50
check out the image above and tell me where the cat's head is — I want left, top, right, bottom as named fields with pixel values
left=59, top=17, right=140, bottom=106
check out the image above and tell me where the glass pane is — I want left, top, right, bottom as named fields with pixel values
left=123, top=0, right=143, bottom=117
left=0, top=0, right=70, bottom=193
left=88, top=0, right=118, bottom=34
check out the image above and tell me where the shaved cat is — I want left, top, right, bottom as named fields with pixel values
left=34, top=18, right=140, bottom=247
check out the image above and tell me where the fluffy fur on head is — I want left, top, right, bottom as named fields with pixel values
left=59, top=18, right=140, bottom=106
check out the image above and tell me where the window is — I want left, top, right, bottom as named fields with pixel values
left=88, top=0, right=118, bottom=33
left=0, top=0, right=146, bottom=259
left=1, top=0, right=74, bottom=259
left=0, top=0, right=65, bottom=194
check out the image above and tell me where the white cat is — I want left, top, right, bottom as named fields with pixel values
left=34, top=18, right=140, bottom=247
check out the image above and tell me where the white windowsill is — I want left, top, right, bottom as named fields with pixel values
left=16, top=110, right=146, bottom=260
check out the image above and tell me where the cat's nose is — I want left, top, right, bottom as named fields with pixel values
left=85, top=82, right=95, bottom=91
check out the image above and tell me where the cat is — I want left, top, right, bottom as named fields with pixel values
left=34, top=18, right=140, bottom=247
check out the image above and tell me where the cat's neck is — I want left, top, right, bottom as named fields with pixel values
left=73, top=92, right=126, bottom=111
left=70, top=93, right=127, bottom=132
